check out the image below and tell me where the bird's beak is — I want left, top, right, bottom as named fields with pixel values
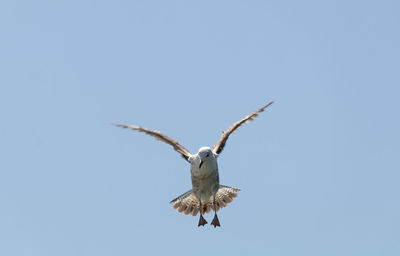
left=199, top=160, right=203, bottom=169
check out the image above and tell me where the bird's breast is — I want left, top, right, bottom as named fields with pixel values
left=191, top=160, right=218, bottom=178
left=190, top=159, right=219, bottom=200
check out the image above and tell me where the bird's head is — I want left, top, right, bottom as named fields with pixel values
left=197, top=146, right=213, bottom=168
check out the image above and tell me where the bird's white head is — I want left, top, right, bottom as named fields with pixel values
left=197, top=146, right=214, bottom=168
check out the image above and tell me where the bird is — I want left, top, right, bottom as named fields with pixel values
left=114, top=101, right=274, bottom=227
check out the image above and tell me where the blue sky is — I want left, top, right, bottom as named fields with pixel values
left=1, top=0, right=399, bottom=255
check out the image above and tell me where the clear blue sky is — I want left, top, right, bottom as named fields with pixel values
left=1, top=0, right=399, bottom=255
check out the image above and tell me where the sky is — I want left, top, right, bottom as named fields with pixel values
left=1, top=0, right=400, bottom=255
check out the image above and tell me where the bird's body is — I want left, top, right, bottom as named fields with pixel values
left=190, top=147, right=219, bottom=204
left=114, top=101, right=274, bottom=227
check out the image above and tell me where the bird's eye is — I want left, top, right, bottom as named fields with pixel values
left=205, top=153, right=209, bottom=157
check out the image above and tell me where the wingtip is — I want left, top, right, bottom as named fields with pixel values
left=111, top=123, right=124, bottom=128
left=112, top=123, right=133, bottom=129
left=265, top=100, right=275, bottom=107
left=259, top=100, right=274, bottom=112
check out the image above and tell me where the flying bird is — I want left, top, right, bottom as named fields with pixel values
left=114, top=101, right=274, bottom=227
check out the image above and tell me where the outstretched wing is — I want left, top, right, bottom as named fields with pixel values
left=212, top=101, right=274, bottom=155
left=114, top=124, right=192, bottom=162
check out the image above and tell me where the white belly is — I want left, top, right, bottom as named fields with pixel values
left=190, top=159, right=219, bottom=202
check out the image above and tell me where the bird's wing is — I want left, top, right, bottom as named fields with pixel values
left=114, top=124, right=192, bottom=162
left=212, top=101, right=274, bottom=155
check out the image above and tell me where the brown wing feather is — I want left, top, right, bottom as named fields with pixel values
left=212, top=101, right=274, bottom=155
left=113, top=124, right=191, bottom=162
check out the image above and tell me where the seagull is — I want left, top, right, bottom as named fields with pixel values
left=114, top=101, right=274, bottom=227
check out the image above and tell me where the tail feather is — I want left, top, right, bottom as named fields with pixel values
left=170, top=185, right=240, bottom=216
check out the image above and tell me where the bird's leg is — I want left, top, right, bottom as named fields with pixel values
left=198, top=200, right=207, bottom=227
left=211, top=195, right=221, bottom=228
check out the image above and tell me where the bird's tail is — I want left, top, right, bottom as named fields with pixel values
left=170, top=185, right=240, bottom=216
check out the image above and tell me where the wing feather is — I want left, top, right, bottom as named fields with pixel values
left=113, top=124, right=191, bottom=162
left=212, top=101, right=274, bottom=155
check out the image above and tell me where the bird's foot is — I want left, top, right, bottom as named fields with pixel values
left=198, top=215, right=208, bottom=227
left=211, top=214, right=220, bottom=228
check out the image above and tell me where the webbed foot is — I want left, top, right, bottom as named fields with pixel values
left=211, top=214, right=220, bottom=228
left=198, top=215, right=208, bottom=226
